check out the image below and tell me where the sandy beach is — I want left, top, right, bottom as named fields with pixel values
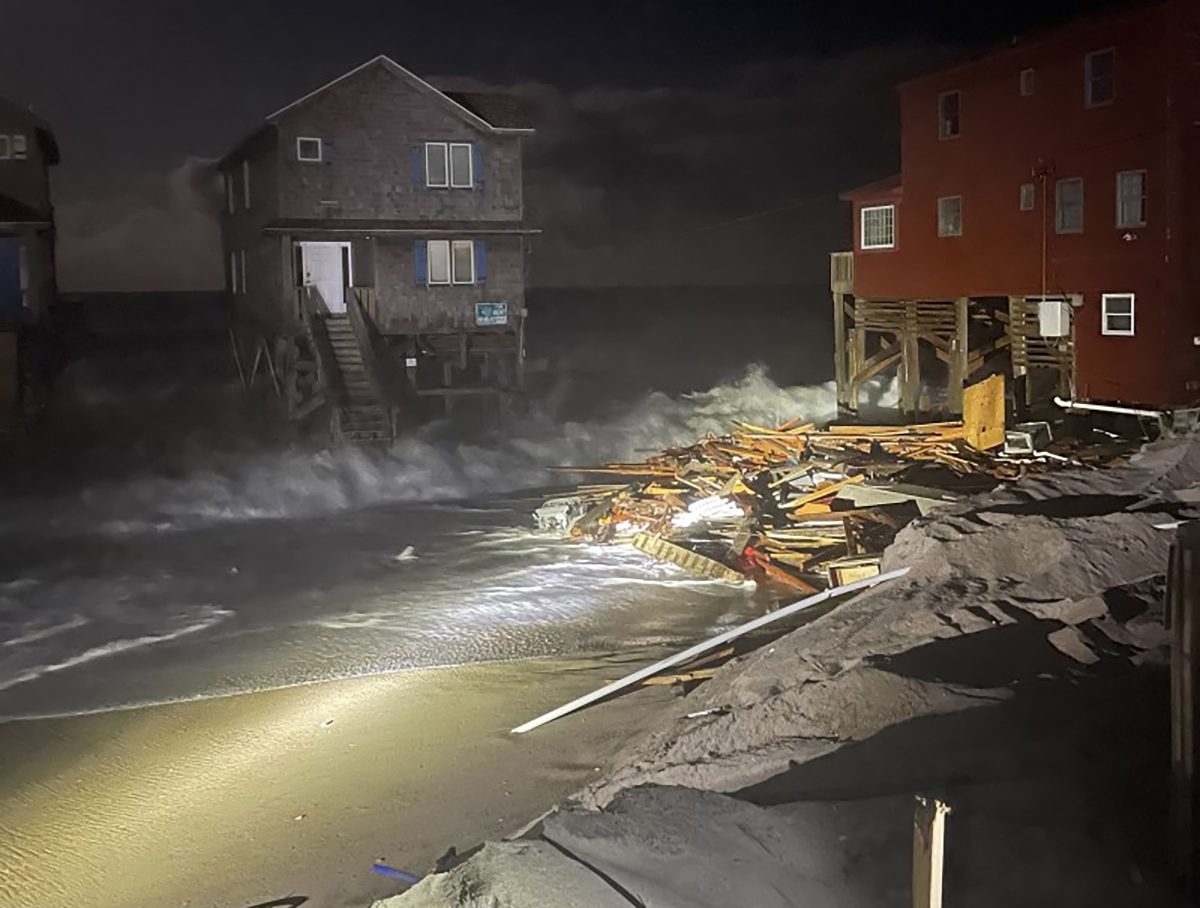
left=0, top=652, right=678, bottom=908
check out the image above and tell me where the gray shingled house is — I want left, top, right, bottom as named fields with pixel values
left=217, top=56, right=535, bottom=442
left=0, top=96, right=58, bottom=423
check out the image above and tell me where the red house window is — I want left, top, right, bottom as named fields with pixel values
left=1085, top=49, right=1115, bottom=108
left=938, top=91, right=961, bottom=139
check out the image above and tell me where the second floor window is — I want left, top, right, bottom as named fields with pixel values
left=1055, top=178, right=1084, bottom=234
left=1019, top=183, right=1036, bottom=211
left=1020, top=68, right=1036, bottom=97
left=1116, top=170, right=1146, bottom=228
left=938, top=91, right=960, bottom=139
left=1086, top=49, right=1115, bottom=107
left=937, top=196, right=962, bottom=237
left=861, top=205, right=895, bottom=249
left=425, top=142, right=473, bottom=188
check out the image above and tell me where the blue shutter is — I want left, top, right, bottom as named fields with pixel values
left=474, top=241, right=487, bottom=284
left=472, top=144, right=483, bottom=188
left=411, top=146, right=424, bottom=186
left=414, top=241, right=428, bottom=284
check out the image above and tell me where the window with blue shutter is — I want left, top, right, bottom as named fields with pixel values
left=474, top=241, right=487, bottom=283
left=414, top=241, right=428, bottom=284
left=472, top=145, right=483, bottom=189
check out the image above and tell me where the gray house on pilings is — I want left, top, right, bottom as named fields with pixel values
left=217, top=56, right=535, bottom=443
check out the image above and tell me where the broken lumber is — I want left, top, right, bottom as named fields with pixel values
left=511, top=567, right=910, bottom=734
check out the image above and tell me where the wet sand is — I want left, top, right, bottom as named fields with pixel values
left=0, top=653, right=677, bottom=908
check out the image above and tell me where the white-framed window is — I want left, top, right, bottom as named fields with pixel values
left=242, top=160, right=251, bottom=209
left=1116, top=169, right=1146, bottom=228
left=11, top=135, right=26, bottom=160
left=0, top=136, right=9, bottom=160
left=239, top=249, right=247, bottom=295
left=938, top=90, right=960, bottom=139
left=1055, top=178, right=1084, bottom=234
left=451, top=239, right=474, bottom=283
left=425, top=143, right=449, bottom=188
left=937, top=195, right=963, bottom=237
left=449, top=142, right=473, bottom=188
left=425, top=240, right=476, bottom=285
left=1020, top=68, right=1036, bottom=97
left=296, top=137, right=322, bottom=162
left=424, top=142, right=473, bottom=188
left=225, top=172, right=234, bottom=213
left=1019, top=182, right=1036, bottom=211
left=1085, top=48, right=1115, bottom=108
left=1101, top=293, right=1134, bottom=336
left=427, top=239, right=451, bottom=284
left=229, top=250, right=238, bottom=293
left=860, top=205, right=895, bottom=250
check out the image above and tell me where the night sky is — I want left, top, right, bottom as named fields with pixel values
left=0, top=0, right=1116, bottom=291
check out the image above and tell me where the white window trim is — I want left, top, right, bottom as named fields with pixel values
left=1085, top=48, right=1116, bottom=109
left=229, top=250, right=238, bottom=293
left=1019, top=182, right=1036, bottom=211
left=242, top=160, right=251, bottom=209
left=0, top=136, right=9, bottom=160
left=1116, top=169, right=1147, bottom=229
left=937, top=90, right=961, bottom=140
left=1101, top=293, right=1135, bottom=336
left=296, top=137, right=322, bottom=162
left=449, top=142, right=474, bottom=188
left=425, top=142, right=449, bottom=188
left=451, top=239, right=475, bottom=284
left=11, top=135, right=26, bottom=160
left=427, top=239, right=451, bottom=285
left=860, top=205, right=895, bottom=250
left=937, top=195, right=963, bottom=237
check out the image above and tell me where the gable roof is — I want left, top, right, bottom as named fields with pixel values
left=267, top=55, right=534, bottom=134
left=0, top=191, right=50, bottom=227
left=839, top=174, right=902, bottom=203
left=0, top=95, right=60, bottom=165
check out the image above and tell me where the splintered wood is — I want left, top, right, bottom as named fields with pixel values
left=535, top=415, right=1036, bottom=595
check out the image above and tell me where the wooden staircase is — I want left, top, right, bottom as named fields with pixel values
left=324, top=313, right=392, bottom=444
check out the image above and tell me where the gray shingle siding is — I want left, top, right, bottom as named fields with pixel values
left=218, top=59, right=529, bottom=338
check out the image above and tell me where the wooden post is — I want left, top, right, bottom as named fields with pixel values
left=913, top=796, right=951, bottom=908
left=1171, top=522, right=1200, bottom=891
left=851, top=300, right=866, bottom=412
left=833, top=292, right=848, bottom=410
left=900, top=301, right=921, bottom=417
left=947, top=297, right=969, bottom=415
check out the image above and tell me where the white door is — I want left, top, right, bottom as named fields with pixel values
left=301, top=242, right=351, bottom=313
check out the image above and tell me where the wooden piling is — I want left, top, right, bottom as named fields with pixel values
left=1171, top=521, right=1200, bottom=891
left=913, top=796, right=951, bottom=908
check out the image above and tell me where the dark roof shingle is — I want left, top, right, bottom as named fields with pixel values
left=442, top=91, right=534, bottom=130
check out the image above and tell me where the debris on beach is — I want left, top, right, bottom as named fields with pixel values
left=534, top=413, right=1061, bottom=595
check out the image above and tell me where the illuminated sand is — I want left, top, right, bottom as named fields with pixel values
left=0, top=655, right=676, bottom=908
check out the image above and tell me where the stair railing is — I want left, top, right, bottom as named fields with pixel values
left=297, top=285, right=348, bottom=409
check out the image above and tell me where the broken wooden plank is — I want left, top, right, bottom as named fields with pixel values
left=631, top=533, right=746, bottom=583
left=511, top=567, right=910, bottom=733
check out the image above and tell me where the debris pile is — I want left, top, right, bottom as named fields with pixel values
left=535, top=418, right=1051, bottom=594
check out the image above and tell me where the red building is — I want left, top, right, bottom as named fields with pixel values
left=833, top=0, right=1200, bottom=416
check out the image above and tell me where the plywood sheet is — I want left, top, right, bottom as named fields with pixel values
left=963, top=373, right=1005, bottom=451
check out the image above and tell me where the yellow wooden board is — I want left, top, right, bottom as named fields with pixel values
left=962, top=374, right=1005, bottom=451
left=632, top=533, right=745, bottom=583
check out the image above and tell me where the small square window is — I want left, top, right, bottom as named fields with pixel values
left=451, top=239, right=475, bottom=284
left=1056, top=178, right=1085, bottom=234
left=11, top=135, right=26, bottom=160
left=1086, top=49, right=1115, bottom=108
left=1019, top=182, right=1036, bottom=211
left=297, top=137, right=322, bottom=162
left=937, top=196, right=962, bottom=237
left=425, top=142, right=449, bottom=187
left=1116, top=169, right=1146, bottom=228
left=0, top=136, right=9, bottom=160
left=427, top=240, right=451, bottom=284
left=1101, top=293, right=1134, bottom=336
left=938, top=91, right=960, bottom=139
left=861, top=205, right=895, bottom=250
left=1020, top=68, right=1036, bottom=96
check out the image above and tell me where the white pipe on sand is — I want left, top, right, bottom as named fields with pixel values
left=511, top=567, right=911, bottom=734
left=1053, top=395, right=1163, bottom=420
